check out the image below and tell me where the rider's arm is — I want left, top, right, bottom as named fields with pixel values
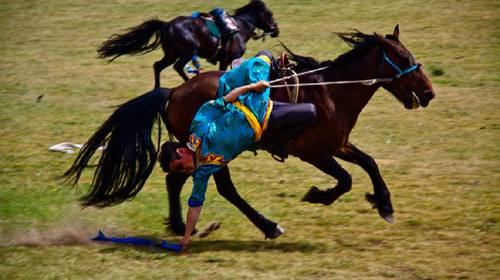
left=223, top=80, right=270, bottom=103
left=181, top=165, right=220, bottom=250
left=180, top=205, right=202, bottom=251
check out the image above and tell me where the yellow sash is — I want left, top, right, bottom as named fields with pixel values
left=233, top=99, right=273, bottom=141
left=257, top=55, right=271, bottom=65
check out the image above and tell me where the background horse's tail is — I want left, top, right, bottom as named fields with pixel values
left=65, top=88, right=172, bottom=207
left=97, top=18, right=169, bottom=61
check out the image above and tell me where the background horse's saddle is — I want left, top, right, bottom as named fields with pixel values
left=191, top=11, right=238, bottom=38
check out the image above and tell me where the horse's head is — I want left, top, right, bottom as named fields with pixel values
left=379, top=25, right=435, bottom=109
left=236, top=0, right=279, bottom=37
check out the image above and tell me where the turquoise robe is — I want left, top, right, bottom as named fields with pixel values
left=187, top=56, right=272, bottom=207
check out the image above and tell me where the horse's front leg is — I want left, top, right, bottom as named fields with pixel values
left=164, top=172, right=190, bottom=235
left=299, top=147, right=353, bottom=206
left=334, top=143, right=394, bottom=223
left=213, top=165, right=284, bottom=239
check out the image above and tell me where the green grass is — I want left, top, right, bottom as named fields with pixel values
left=1, top=0, right=499, bottom=279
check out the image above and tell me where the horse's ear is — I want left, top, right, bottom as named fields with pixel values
left=393, top=24, right=400, bottom=39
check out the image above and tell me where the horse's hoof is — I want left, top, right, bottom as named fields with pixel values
left=266, top=224, right=285, bottom=240
left=380, top=211, right=394, bottom=224
left=365, top=193, right=395, bottom=224
left=168, top=225, right=185, bottom=236
left=164, top=219, right=198, bottom=236
left=164, top=218, right=185, bottom=236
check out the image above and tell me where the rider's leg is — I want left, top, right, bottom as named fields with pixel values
left=210, top=8, right=232, bottom=38
left=262, top=101, right=317, bottom=159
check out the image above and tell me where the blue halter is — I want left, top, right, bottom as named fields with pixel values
left=382, top=50, right=421, bottom=79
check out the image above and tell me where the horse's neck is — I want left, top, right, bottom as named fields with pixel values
left=233, top=14, right=256, bottom=41
left=324, top=47, right=383, bottom=127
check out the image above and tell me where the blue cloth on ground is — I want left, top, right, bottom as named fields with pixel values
left=91, top=230, right=182, bottom=252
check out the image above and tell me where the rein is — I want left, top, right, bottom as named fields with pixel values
left=233, top=15, right=255, bottom=31
left=253, top=31, right=273, bottom=40
left=269, top=49, right=421, bottom=88
left=269, top=65, right=391, bottom=88
left=269, top=78, right=393, bottom=88
left=269, top=65, right=330, bottom=84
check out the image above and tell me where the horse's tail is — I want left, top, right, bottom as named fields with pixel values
left=65, top=88, right=172, bottom=207
left=97, top=18, right=169, bottom=61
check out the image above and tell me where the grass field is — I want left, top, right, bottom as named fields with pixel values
left=0, top=0, right=499, bottom=279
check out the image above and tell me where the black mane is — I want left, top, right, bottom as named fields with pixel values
left=285, top=31, right=380, bottom=71
left=235, top=0, right=267, bottom=15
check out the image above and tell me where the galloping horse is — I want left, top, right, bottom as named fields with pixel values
left=97, top=0, right=279, bottom=85
left=66, top=26, right=435, bottom=239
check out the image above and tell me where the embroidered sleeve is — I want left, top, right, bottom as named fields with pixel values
left=188, top=165, right=222, bottom=207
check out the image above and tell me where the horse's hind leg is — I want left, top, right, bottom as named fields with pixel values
left=219, top=60, right=230, bottom=71
left=334, top=143, right=394, bottom=223
left=213, top=166, right=284, bottom=239
left=164, top=172, right=190, bottom=235
left=153, top=54, right=177, bottom=88
left=300, top=148, right=353, bottom=206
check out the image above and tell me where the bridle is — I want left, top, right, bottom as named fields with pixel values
left=233, top=9, right=277, bottom=40
left=381, top=49, right=422, bottom=80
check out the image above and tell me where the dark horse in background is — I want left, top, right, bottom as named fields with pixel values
left=66, top=26, right=435, bottom=239
left=97, top=0, right=279, bottom=85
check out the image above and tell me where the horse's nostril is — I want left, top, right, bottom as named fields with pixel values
left=424, top=90, right=435, bottom=100
left=419, top=90, right=435, bottom=107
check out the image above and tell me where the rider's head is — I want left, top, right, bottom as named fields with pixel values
left=159, top=141, right=196, bottom=174
left=230, top=50, right=274, bottom=69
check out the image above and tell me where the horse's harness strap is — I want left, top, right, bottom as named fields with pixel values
left=281, top=68, right=299, bottom=103
left=382, top=50, right=421, bottom=79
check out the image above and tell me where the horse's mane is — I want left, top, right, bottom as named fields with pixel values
left=284, top=31, right=381, bottom=71
left=234, top=0, right=267, bottom=15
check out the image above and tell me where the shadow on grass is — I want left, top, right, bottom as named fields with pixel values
left=96, top=239, right=321, bottom=254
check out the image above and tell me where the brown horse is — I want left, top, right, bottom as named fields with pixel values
left=66, top=26, right=435, bottom=239
left=97, top=0, right=279, bottom=85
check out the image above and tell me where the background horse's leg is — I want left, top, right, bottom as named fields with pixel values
left=164, top=172, right=190, bottom=235
left=218, top=59, right=230, bottom=71
left=174, top=55, right=194, bottom=81
left=213, top=166, right=284, bottom=239
left=334, top=143, right=394, bottom=223
left=153, top=54, right=177, bottom=88
left=300, top=148, right=353, bottom=205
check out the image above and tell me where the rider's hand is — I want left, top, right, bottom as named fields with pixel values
left=180, top=236, right=190, bottom=252
left=250, top=80, right=270, bottom=92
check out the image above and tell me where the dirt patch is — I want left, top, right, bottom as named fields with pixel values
left=2, top=223, right=93, bottom=247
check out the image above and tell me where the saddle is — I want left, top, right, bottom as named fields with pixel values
left=191, top=11, right=239, bottom=64
left=191, top=12, right=239, bottom=39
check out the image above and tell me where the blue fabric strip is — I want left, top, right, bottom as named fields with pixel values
left=91, top=230, right=182, bottom=252
left=383, top=51, right=420, bottom=78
